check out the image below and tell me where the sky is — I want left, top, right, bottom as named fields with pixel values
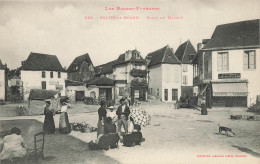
left=0, top=0, right=259, bottom=69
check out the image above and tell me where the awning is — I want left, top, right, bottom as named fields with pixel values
left=212, top=83, right=248, bottom=97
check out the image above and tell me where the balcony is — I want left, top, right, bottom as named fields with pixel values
left=193, top=72, right=212, bottom=85
left=204, top=72, right=212, bottom=79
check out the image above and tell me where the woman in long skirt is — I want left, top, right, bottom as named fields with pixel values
left=43, top=100, right=55, bottom=134
left=59, top=102, right=71, bottom=134
left=97, top=100, right=107, bottom=138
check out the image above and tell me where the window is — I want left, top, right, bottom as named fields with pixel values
left=164, top=89, right=168, bottom=101
left=42, top=81, right=46, bottom=90
left=217, top=52, right=229, bottom=71
left=183, top=75, right=188, bottom=85
left=172, top=89, right=178, bottom=100
left=119, top=87, right=124, bottom=96
left=50, top=71, right=53, bottom=78
left=136, top=53, right=140, bottom=59
left=244, top=50, right=256, bottom=70
left=58, top=72, right=61, bottom=78
left=42, top=71, right=46, bottom=78
left=183, top=65, right=188, bottom=72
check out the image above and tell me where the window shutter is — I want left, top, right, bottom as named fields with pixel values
left=243, top=52, right=248, bottom=70
left=249, top=51, right=255, bottom=69
left=217, top=54, right=222, bottom=71
left=226, top=53, right=229, bottom=71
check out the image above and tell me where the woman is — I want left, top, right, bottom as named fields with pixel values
left=0, top=127, right=27, bottom=164
left=201, top=97, right=208, bottom=115
left=59, top=101, right=71, bottom=134
left=97, top=100, right=107, bottom=138
left=43, top=100, right=55, bottom=134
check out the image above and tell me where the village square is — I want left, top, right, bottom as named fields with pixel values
left=0, top=1, right=260, bottom=164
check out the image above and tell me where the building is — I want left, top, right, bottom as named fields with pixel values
left=96, top=49, right=148, bottom=104
left=20, top=52, right=67, bottom=101
left=0, top=60, right=8, bottom=101
left=66, top=53, right=96, bottom=101
left=193, top=19, right=260, bottom=107
left=175, top=40, right=196, bottom=97
left=146, top=45, right=181, bottom=102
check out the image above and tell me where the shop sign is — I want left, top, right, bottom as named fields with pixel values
left=218, top=73, right=241, bottom=79
left=213, top=92, right=247, bottom=96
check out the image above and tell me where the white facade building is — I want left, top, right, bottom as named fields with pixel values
left=193, top=19, right=260, bottom=107
left=146, top=45, right=182, bottom=102
left=20, top=52, right=67, bottom=101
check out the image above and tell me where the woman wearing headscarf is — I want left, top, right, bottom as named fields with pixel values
left=59, top=100, right=71, bottom=134
left=43, top=100, right=55, bottom=134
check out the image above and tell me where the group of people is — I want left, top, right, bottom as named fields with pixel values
left=43, top=98, right=71, bottom=134
left=97, top=97, right=140, bottom=141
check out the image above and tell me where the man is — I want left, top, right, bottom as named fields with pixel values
left=116, top=98, right=130, bottom=139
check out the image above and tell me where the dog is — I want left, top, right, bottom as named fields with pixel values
left=230, top=115, right=242, bottom=120
left=123, top=132, right=143, bottom=147
left=218, top=123, right=235, bottom=136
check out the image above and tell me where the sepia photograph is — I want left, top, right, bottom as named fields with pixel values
left=0, top=0, right=259, bottom=163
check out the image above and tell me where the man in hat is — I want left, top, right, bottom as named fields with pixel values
left=116, top=98, right=130, bottom=139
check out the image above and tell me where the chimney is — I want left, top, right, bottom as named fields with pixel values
left=21, top=61, right=26, bottom=66
left=197, top=43, right=202, bottom=51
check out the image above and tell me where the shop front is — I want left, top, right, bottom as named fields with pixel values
left=211, top=83, right=248, bottom=107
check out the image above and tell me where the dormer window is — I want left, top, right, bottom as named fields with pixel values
left=136, top=53, right=140, bottom=59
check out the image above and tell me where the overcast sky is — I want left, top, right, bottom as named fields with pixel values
left=0, top=0, right=259, bottom=69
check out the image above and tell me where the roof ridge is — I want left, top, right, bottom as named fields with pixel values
left=161, top=45, right=169, bottom=62
left=182, top=40, right=189, bottom=63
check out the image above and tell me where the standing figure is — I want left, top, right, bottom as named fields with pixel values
left=43, top=100, right=55, bottom=134
left=0, top=127, right=27, bottom=163
left=97, top=100, right=107, bottom=138
left=116, top=98, right=130, bottom=139
left=104, top=106, right=117, bottom=134
left=201, top=97, right=208, bottom=115
left=59, top=101, right=71, bottom=134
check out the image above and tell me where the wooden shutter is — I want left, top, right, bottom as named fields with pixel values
left=217, top=53, right=222, bottom=71
left=249, top=51, right=255, bottom=69
left=243, top=51, right=248, bottom=70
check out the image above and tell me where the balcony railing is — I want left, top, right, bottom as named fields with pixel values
left=204, top=72, right=212, bottom=79
left=193, top=72, right=212, bottom=85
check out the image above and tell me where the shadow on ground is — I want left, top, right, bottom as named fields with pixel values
left=232, top=145, right=260, bottom=158
left=0, top=119, right=120, bottom=164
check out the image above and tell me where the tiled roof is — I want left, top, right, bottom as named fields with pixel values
left=0, top=59, right=4, bottom=70
left=114, top=50, right=146, bottom=66
left=67, top=53, right=94, bottom=73
left=146, top=45, right=180, bottom=67
left=21, top=52, right=65, bottom=72
left=95, top=60, right=117, bottom=75
left=65, top=80, right=85, bottom=87
left=203, top=19, right=260, bottom=50
left=96, top=49, right=146, bottom=75
left=175, top=40, right=196, bottom=64
left=85, top=76, right=114, bottom=86
left=29, top=89, right=59, bottom=100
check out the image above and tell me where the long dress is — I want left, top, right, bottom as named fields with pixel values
left=97, top=106, right=107, bottom=137
left=43, top=106, right=55, bottom=134
left=59, top=105, right=71, bottom=134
